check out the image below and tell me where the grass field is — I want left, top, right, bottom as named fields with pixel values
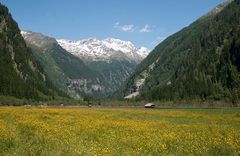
left=0, top=107, right=239, bottom=155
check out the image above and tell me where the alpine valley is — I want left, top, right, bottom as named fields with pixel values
left=21, top=31, right=149, bottom=98
left=1, top=1, right=240, bottom=155
left=0, top=0, right=240, bottom=106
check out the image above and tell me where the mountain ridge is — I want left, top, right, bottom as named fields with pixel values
left=57, top=38, right=149, bottom=63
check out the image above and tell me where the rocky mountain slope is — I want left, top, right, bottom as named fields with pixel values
left=115, top=0, right=240, bottom=104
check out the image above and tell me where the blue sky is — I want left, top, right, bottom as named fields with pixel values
left=1, top=0, right=223, bottom=49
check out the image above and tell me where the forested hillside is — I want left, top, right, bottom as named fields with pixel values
left=0, top=4, right=65, bottom=100
left=115, top=0, right=240, bottom=104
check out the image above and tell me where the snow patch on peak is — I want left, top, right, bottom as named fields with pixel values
left=137, top=47, right=150, bottom=58
left=57, top=38, right=150, bottom=62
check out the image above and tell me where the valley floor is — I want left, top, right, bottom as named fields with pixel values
left=0, top=107, right=239, bottom=155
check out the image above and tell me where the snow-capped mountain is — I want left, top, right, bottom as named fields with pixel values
left=57, top=38, right=150, bottom=62
left=21, top=30, right=148, bottom=98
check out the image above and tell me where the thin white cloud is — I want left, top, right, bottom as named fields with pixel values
left=140, top=24, right=151, bottom=33
left=114, top=22, right=136, bottom=32
left=121, top=24, right=135, bottom=32
left=114, top=22, right=153, bottom=33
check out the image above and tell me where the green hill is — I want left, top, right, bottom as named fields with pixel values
left=115, top=0, right=240, bottom=104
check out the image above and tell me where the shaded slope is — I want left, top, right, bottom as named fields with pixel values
left=0, top=4, right=65, bottom=100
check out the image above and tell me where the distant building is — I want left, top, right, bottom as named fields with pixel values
left=144, top=103, right=155, bottom=108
